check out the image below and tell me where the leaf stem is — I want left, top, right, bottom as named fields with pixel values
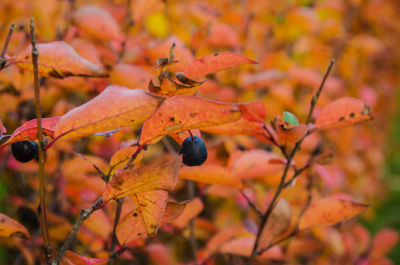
left=30, top=17, right=52, bottom=263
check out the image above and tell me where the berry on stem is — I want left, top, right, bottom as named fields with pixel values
left=11, top=141, right=38, bottom=163
left=180, top=135, right=208, bottom=166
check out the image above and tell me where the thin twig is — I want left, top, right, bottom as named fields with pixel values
left=306, top=59, right=335, bottom=124
left=240, top=190, right=263, bottom=218
left=30, top=17, right=52, bottom=263
left=108, top=198, right=124, bottom=265
left=51, top=198, right=104, bottom=265
left=1, top=24, right=14, bottom=59
left=188, top=180, right=198, bottom=264
left=0, top=24, right=15, bottom=70
left=251, top=59, right=335, bottom=258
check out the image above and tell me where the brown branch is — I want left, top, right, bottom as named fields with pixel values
left=30, top=17, right=52, bottom=263
left=51, top=197, right=104, bottom=265
left=108, top=198, right=124, bottom=265
left=251, top=59, right=335, bottom=258
left=240, top=190, right=263, bottom=218
left=188, top=180, right=198, bottom=264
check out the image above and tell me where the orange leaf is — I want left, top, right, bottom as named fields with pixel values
left=146, top=244, right=174, bottom=265
left=259, top=199, right=291, bottom=248
left=2, top=117, right=59, bottom=147
left=219, top=237, right=283, bottom=259
left=182, top=51, right=257, bottom=79
left=103, top=159, right=181, bottom=202
left=315, top=97, right=373, bottom=130
left=206, top=224, right=249, bottom=256
left=172, top=197, right=203, bottom=228
left=117, top=200, right=186, bottom=244
left=73, top=6, right=122, bottom=41
left=63, top=250, right=108, bottom=265
left=230, top=149, right=287, bottom=180
left=54, top=85, right=163, bottom=139
left=202, top=119, right=273, bottom=144
left=299, top=197, right=369, bottom=230
left=131, top=190, right=168, bottom=237
left=0, top=213, right=30, bottom=239
left=110, top=63, right=151, bottom=89
left=276, top=123, right=309, bottom=145
left=179, top=165, right=243, bottom=188
left=14, top=41, right=109, bottom=79
left=109, top=146, right=144, bottom=170
left=140, top=95, right=241, bottom=144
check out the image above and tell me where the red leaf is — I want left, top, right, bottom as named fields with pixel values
left=371, top=228, right=399, bottom=256
left=2, top=117, right=60, bottom=147
left=315, top=97, right=374, bottom=130
left=140, top=95, right=241, bottom=144
left=182, top=51, right=257, bottom=79
left=179, top=165, right=243, bottom=188
left=54, top=85, right=163, bottom=139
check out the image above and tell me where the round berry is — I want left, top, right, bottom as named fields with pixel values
left=179, top=136, right=207, bottom=166
left=11, top=141, right=38, bottom=163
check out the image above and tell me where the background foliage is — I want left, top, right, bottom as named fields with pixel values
left=0, top=0, right=399, bottom=264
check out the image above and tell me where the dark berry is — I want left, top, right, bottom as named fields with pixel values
left=11, top=141, right=38, bottom=163
left=179, top=136, right=207, bottom=166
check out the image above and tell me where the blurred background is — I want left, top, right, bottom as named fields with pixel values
left=0, top=0, right=399, bottom=264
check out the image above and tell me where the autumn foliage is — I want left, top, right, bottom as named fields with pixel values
left=0, top=0, right=398, bottom=265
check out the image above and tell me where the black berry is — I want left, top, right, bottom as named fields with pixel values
left=179, top=136, right=207, bottom=166
left=11, top=141, right=38, bottom=163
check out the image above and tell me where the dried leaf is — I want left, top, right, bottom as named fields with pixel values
left=103, top=159, right=181, bottom=202
left=179, top=164, right=243, bottom=188
left=131, top=190, right=168, bottom=237
left=73, top=5, right=122, bottom=41
left=315, top=97, right=374, bottom=130
left=0, top=213, right=30, bottom=239
left=182, top=51, right=257, bottom=79
left=2, top=117, right=59, bottom=147
left=140, top=95, right=241, bottom=144
left=54, top=86, right=163, bottom=139
left=15, top=41, right=109, bottom=79
left=299, top=197, right=369, bottom=230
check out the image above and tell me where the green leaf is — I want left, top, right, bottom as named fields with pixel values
left=283, top=111, right=299, bottom=126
